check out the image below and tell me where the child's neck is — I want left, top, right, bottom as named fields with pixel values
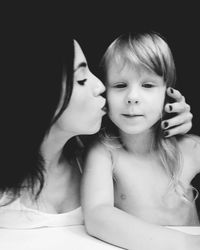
left=119, top=130, right=156, bottom=156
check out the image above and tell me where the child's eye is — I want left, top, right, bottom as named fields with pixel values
left=142, top=82, right=154, bottom=88
left=77, top=79, right=87, bottom=86
left=114, top=83, right=127, bottom=88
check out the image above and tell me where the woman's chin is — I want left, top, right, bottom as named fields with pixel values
left=87, top=123, right=102, bottom=135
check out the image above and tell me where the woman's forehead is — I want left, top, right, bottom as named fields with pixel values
left=73, top=40, right=87, bottom=71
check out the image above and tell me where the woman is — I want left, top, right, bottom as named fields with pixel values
left=0, top=30, right=192, bottom=228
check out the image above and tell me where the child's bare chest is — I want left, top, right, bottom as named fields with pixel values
left=113, top=152, right=199, bottom=226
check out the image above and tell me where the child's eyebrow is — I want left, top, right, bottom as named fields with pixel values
left=74, top=62, right=87, bottom=72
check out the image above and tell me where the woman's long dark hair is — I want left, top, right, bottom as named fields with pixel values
left=1, top=28, right=75, bottom=201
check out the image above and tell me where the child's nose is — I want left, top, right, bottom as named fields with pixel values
left=126, top=88, right=139, bottom=104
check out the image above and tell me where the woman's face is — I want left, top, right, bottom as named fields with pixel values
left=55, top=41, right=106, bottom=136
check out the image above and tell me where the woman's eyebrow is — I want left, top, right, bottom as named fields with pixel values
left=74, top=62, right=87, bottom=72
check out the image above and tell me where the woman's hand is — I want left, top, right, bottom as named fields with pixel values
left=162, top=87, right=193, bottom=137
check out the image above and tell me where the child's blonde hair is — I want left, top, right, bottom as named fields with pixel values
left=100, top=32, right=197, bottom=204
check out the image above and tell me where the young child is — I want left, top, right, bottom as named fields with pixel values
left=81, top=32, right=200, bottom=250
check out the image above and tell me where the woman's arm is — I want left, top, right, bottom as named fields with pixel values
left=162, top=88, right=192, bottom=137
left=81, top=143, right=199, bottom=250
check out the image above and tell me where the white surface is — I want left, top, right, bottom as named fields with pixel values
left=0, top=225, right=122, bottom=250
left=0, top=225, right=199, bottom=250
left=167, top=226, right=200, bottom=235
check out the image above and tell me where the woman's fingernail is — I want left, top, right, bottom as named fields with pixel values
left=162, top=121, right=169, bottom=129
left=170, top=88, right=174, bottom=94
left=163, top=131, right=169, bottom=137
left=169, top=105, right=173, bottom=112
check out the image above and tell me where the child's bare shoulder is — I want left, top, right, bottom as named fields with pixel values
left=178, top=134, right=200, bottom=172
left=88, top=136, right=120, bottom=153
left=84, top=136, right=122, bottom=173
left=85, top=137, right=116, bottom=165
left=178, top=134, right=200, bottom=152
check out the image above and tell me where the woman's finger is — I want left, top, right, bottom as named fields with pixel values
left=161, top=112, right=193, bottom=130
left=164, top=102, right=191, bottom=114
left=163, top=122, right=192, bottom=137
left=166, top=87, right=185, bottom=102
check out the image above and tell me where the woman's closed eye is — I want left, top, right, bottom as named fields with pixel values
left=77, top=79, right=87, bottom=86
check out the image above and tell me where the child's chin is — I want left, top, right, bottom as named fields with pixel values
left=120, top=127, right=144, bottom=135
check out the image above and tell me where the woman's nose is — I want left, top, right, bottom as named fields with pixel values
left=93, top=76, right=106, bottom=96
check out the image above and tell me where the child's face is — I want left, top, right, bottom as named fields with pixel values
left=106, top=61, right=166, bottom=135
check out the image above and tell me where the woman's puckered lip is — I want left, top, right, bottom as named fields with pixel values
left=102, top=106, right=107, bottom=112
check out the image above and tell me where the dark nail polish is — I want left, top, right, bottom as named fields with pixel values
left=169, top=105, right=172, bottom=112
left=170, top=88, right=174, bottom=94
left=163, top=131, right=169, bottom=137
left=163, top=122, right=168, bottom=129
